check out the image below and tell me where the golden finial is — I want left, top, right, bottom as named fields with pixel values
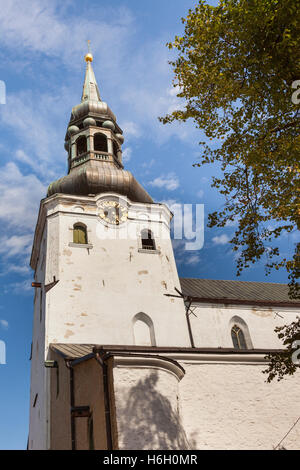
left=85, top=40, right=93, bottom=62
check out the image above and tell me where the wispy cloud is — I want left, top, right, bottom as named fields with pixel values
left=0, top=234, right=32, bottom=258
left=0, top=162, right=45, bottom=231
left=122, top=147, right=132, bottom=163
left=0, top=319, right=9, bottom=330
left=149, top=173, right=179, bottom=191
left=0, top=1, right=134, bottom=68
left=212, top=234, right=230, bottom=245
left=121, top=121, right=141, bottom=139
left=3, top=279, right=32, bottom=295
left=172, top=240, right=201, bottom=266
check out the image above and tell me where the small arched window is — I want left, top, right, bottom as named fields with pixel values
left=76, top=136, right=87, bottom=156
left=133, top=312, right=156, bottom=346
left=231, top=324, right=247, bottom=349
left=94, top=133, right=108, bottom=152
left=141, top=229, right=155, bottom=251
left=73, top=224, right=87, bottom=244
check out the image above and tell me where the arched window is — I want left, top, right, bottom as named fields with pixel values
left=141, top=229, right=156, bottom=251
left=73, top=223, right=87, bottom=244
left=76, top=136, right=87, bottom=156
left=230, top=316, right=253, bottom=349
left=113, top=140, right=119, bottom=158
left=231, top=325, right=247, bottom=349
left=94, top=133, right=108, bottom=152
left=133, top=312, right=156, bottom=346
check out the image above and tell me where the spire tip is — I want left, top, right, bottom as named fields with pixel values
left=85, top=40, right=93, bottom=62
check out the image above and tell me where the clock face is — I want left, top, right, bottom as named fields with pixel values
left=98, top=199, right=128, bottom=225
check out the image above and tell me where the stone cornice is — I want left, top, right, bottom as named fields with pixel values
left=112, top=353, right=185, bottom=381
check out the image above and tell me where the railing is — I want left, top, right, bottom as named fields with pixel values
left=141, top=244, right=156, bottom=251
left=94, top=152, right=109, bottom=161
left=71, top=152, right=89, bottom=167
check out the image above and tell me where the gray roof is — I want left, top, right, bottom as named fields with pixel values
left=179, top=278, right=299, bottom=305
left=51, top=343, right=95, bottom=360
left=47, top=160, right=153, bottom=203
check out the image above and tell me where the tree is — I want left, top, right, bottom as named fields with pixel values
left=160, top=0, right=300, bottom=382
left=160, top=0, right=300, bottom=298
left=263, top=317, right=300, bottom=382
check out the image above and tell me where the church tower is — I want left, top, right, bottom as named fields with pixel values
left=28, top=51, right=190, bottom=449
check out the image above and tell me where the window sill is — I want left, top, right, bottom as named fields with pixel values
left=138, top=248, right=161, bottom=255
left=68, top=243, right=93, bottom=249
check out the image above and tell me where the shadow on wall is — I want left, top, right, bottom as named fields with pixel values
left=117, top=371, right=190, bottom=450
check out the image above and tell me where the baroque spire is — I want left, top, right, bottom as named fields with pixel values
left=46, top=47, right=153, bottom=204
left=81, top=42, right=101, bottom=102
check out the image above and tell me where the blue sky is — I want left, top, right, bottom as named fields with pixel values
left=0, top=0, right=296, bottom=449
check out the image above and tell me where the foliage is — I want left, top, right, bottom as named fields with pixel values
left=263, top=317, right=300, bottom=382
left=160, top=0, right=300, bottom=298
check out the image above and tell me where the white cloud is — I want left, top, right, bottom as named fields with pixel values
left=149, top=173, right=179, bottom=191
left=1, top=263, right=30, bottom=275
left=122, top=147, right=132, bottom=163
left=197, top=189, right=204, bottom=199
left=212, top=234, right=230, bottom=245
left=225, top=218, right=238, bottom=228
left=0, top=162, right=46, bottom=230
left=0, top=1, right=200, bottom=170
left=0, top=319, right=8, bottom=330
left=3, top=279, right=32, bottom=295
left=15, top=149, right=34, bottom=168
left=172, top=240, right=201, bottom=266
left=0, top=234, right=32, bottom=258
left=185, top=254, right=201, bottom=265
left=141, top=159, right=155, bottom=169
left=168, top=85, right=183, bottom=97
left=121, top=121, right=141, bottom=138
left=160, top=199, right=180, bottom=210
left=0, top=1, right=133, bottom=68
left=0, top=90, right=70, bottom=178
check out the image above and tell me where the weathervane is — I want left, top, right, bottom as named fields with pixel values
left=85, top=40, right=93, bottom=62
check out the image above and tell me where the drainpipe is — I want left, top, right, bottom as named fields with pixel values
left=66, top=361, right=76, bottom=450
left=94, top=351, right=113, bottom=450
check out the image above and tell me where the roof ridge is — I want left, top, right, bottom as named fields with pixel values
left=180, top=277, right=288, bottom=286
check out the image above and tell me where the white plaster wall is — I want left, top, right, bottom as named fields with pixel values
left=28, top=227, right=48, bottom=449
left=178, top=361, right=300, bottom=450
left=189, top=303, right=300, bottom=349
left=113, top=366, right=189, bottom=450
left=112, top=358, right=300, bottom=450
left=42, top=194, right=190, bottom=348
